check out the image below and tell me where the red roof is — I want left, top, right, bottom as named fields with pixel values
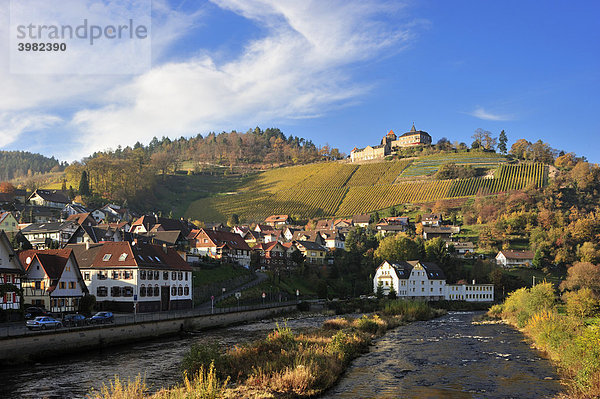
left=387, top=129, right=396, bottom=136
left=264, top=215, right=289, bottom=223
left=498, top=250, right=534, bottom=260
left=18, top=249, right=75, bottom=292
left=88, top=241, right=191, bottom=270
left=193, top=229, right=251, bottom=252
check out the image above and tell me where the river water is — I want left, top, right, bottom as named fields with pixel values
left=323, top=312, right=562, bottom=399
left=0, top=312, right=562, bottom=398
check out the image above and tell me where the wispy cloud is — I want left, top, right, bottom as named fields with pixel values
left=0, top=112, right=62, bottom=147
left=467, top=106, right=512, bottom=121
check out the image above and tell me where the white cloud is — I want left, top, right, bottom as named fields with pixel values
left=468, top=107, right=512, bottom=121
left=0, top=112, right=62, bottom=147
left=67, top=0, right=415, bottom=159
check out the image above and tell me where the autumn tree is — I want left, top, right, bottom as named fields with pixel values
left=560, top=262, right=600, bottom=296
left=0, top=181, right=15, bottom=195
left=374, top=233, right=424, bottom=263
left=510, top=139, right=531, bottom=159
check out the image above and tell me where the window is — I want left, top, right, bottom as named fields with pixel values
left=123, top=271, right=131, bottom=280
left=147, top=271, right=153, bottom=280
left=103, top=254, right=112, bottom=261
left=35, top=281, right=41, bottom=289
left=178, top=286, right=183, bottom=296
left=140, top=285, right=146, bottom=297
left=154, top=271, right=159, bottom=280
left=112, top=271, right=120, bottom=279
left=69, top=282, right=76, bottom=289
left=140, top=270, right=146, bottom=280
left=84, top=272, right=90, bottom=281
left=97, top=286, right=108, bottom=297
left=147, top=285, right=153, bottom=297
left=163, top=272, right=169, bottom=280
left=185, top=272, right=188, bottom=281
left=172, top=271, right=177, bottom=280
left=171, top=286, right=177, bottom=296
left=59, top=282, right=66, bottom=289
left=123, top=287, right=133, bottom=297
left=119, top=253, right=128, bottom=261
left=184, top=286, right=189, bottom=296
left=59, top=298, right=65, bottom=307
left=111, top=286, right=122, bottom=297
left=178, top=272, right=183, bottom=281
left=154, top=285, right=159, bottom=296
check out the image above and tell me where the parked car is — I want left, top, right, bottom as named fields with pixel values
left=62, top=313, right=88, bottom=327
left=90, top=311, right=114, bottom=324
left=26, top=316, right=62, bottom=330
left=24, top=307, right=49, bottom=320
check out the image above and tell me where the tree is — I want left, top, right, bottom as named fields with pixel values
left=388, top=282, right=397, bottom=299
left=472, top=128, right=496, bottom=150
left=376, top=280, right=384, bottom=298
left=374, top=233, right=424, bottom=263
left=498, top=130, right=508, bottom=154
left=78, top=294, right=97, bottom=316
left=560, top=262, right=600, bottom=296
left=563, top=288, right=598, bottom=318
left=79, top=171, right=90, bottom=196
left=227, top=214, right=240, bottom=227
left=0, top=181, right=15, bottom=195
left=510, top=139, right=531, bottom=159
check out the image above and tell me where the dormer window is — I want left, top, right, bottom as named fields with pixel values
left=119, top=253, right=128, bottom=261
left=103, top=254, right=112, bottom=261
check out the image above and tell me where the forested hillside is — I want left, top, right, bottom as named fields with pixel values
left=0, top=151, right=64, bottom=180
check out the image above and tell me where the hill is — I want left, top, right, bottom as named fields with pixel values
left=0, top=151, right=63, bottom=181
left=180, top=152, right=547, bottom=222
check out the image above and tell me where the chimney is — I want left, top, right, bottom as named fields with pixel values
left=85, top=241, right=90, bottom=250
left=472, top=279, right=475, bottom=285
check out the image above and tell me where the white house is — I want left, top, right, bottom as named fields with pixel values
left=373, top=260, right=494, bottom=302
left=71, top=241, right=192, bottom=313
left=373, top=260, right=446, bottom=300
left=495, top=250, right=535, bottom=268
left=19, top=248, right=88, bottom=313
left=0, top=230, right=26, bottom=314
left=28, top=189, right=70, bottom=209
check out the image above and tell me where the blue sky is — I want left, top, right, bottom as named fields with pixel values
left=1, top=0, right=599, bottom=162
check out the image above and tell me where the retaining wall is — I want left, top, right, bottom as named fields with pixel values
left=0, top=304, right=297, bottom=364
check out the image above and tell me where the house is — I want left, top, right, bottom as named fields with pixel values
left=100, top=204, right=132, bottom=223
left=263, top=230, right=283, bottom=243
left=352, top=214, right=371, bottom=228
left=21, top=221, right=79, bottom=249
left=446, top=281, right=494, bottom=302
left=315, top=219, right=334, bottom=230
left=448, top=241, right=475, bottom=256
left=294, top=241, right=327, bottom=265
left=136, top=230, right=189, bottom=251
left=71, top=241, right=192, bottom=312
left=188, top=228, right=252, bottom=267
left=373, top=260, right=446, bottom=300
left=421, top=213, right=442, bottom=227
left=66, top=212, right=97, bottom=227
left=376, top=217, right=410, bottom=236
left=13, top=189, right=27, bottom=204
left=264, top=215, right=291, bottom=227
left=319, top=230, right=345, bottom=250
left=350, top=125, right=432, bottom=162
left=292, top=230, right=326, bottom=246
left=254, top=224, right=275, bottom=234
left=28, top=189, right=70, bottom=209
left=242, top=230, right=264, bottom=247
left=232, top=225, right=250, bottom=236
left=350, top=145, right=388, bottom=162
left=130, top=215, right=195, bottom=236
left=282, top=227, right=301, bottom=242
left=0, top=212, right=19, bottom=233
left=17, top=205, right=60, bottom=223
left=62, top=203, right=88, bottom=217
left=333, top=219, right=353, bottom=229
left=422, top=226, right=460, bottom=240
left=253, top=241, right=288, bottom=269
left=495, top=250, right=535, bottom=268
left=19, top=248, right=88, bottom=313
left=66, top=225, right=123, bottom=245
left=0, top=231, right=26, bottom=316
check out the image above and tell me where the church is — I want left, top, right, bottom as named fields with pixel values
left=350, top=124, right=432, bottom=162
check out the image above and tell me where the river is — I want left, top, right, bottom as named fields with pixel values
left=0, top=312, right=562, bottom=398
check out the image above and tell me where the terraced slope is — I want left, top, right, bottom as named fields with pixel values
left=184, top=154, right=547, bottom=222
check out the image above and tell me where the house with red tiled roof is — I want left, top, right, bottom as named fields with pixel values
left=0, top=231, right=25, bottom=315
left=66, top=212, right=97, bottom=227
left=72, top=241, right=192, bottom=312
left=253, top=241, right=287, bottom=269
left=188, top=228, right=252, bottom=267
left=19, top=248, right=88, bottom=313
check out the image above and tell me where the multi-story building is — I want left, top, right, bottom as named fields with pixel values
left=19, top=248, right=88, bottom=313
left=373, top=260, right=494, bottom=302
left=28, top=189, right=70, bottom=209
left=0, top=212, right=19, bottom=233
left=71, top=241, right=192, bottom=312
left=350, top=125, right=432, bottom=162
left=495, top=250, right=535, bottom=268
left=188, top=228, right=252, bottom=267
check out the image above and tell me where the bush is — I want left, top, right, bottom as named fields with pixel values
left=181, top=342, right=225, bottom=378
left=563, top=288, right=599, bottom=318
left=354, top=315, right=379, bottom=334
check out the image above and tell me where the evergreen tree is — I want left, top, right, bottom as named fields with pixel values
left=376, top=280, right=385, bottom=299
left=388, top=282, right=397, bottom=299
left=79, top=171, right=90, bottom=196
left=498, top=130, right=508, bottom=154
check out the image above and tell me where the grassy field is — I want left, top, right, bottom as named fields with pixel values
left=193, top=264, right=253, bottom=287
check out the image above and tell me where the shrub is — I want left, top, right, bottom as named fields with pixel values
left=487, top=304, right=503, bottom=319
left=87, top=375, right=147, bottom=399
left=563, top=288, right=599, bottom=318
left=181, top=343, right=225, bottom=378
left=354, top=315, right=379, bottom=334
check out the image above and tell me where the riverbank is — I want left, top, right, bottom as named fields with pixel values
left=488, top=282, right=600, bottom=398
left=90, top=300, right=445, bottom=399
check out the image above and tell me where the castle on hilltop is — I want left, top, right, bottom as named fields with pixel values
left=350, top=124, right=432, bottom=162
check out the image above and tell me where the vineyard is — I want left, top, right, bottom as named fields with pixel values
left=399, top=152, right=507, bottom=178
left=184, top=156, right=548, bottom=222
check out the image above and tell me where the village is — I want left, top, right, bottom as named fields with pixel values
left=0, top=183, right=545, bottom=326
